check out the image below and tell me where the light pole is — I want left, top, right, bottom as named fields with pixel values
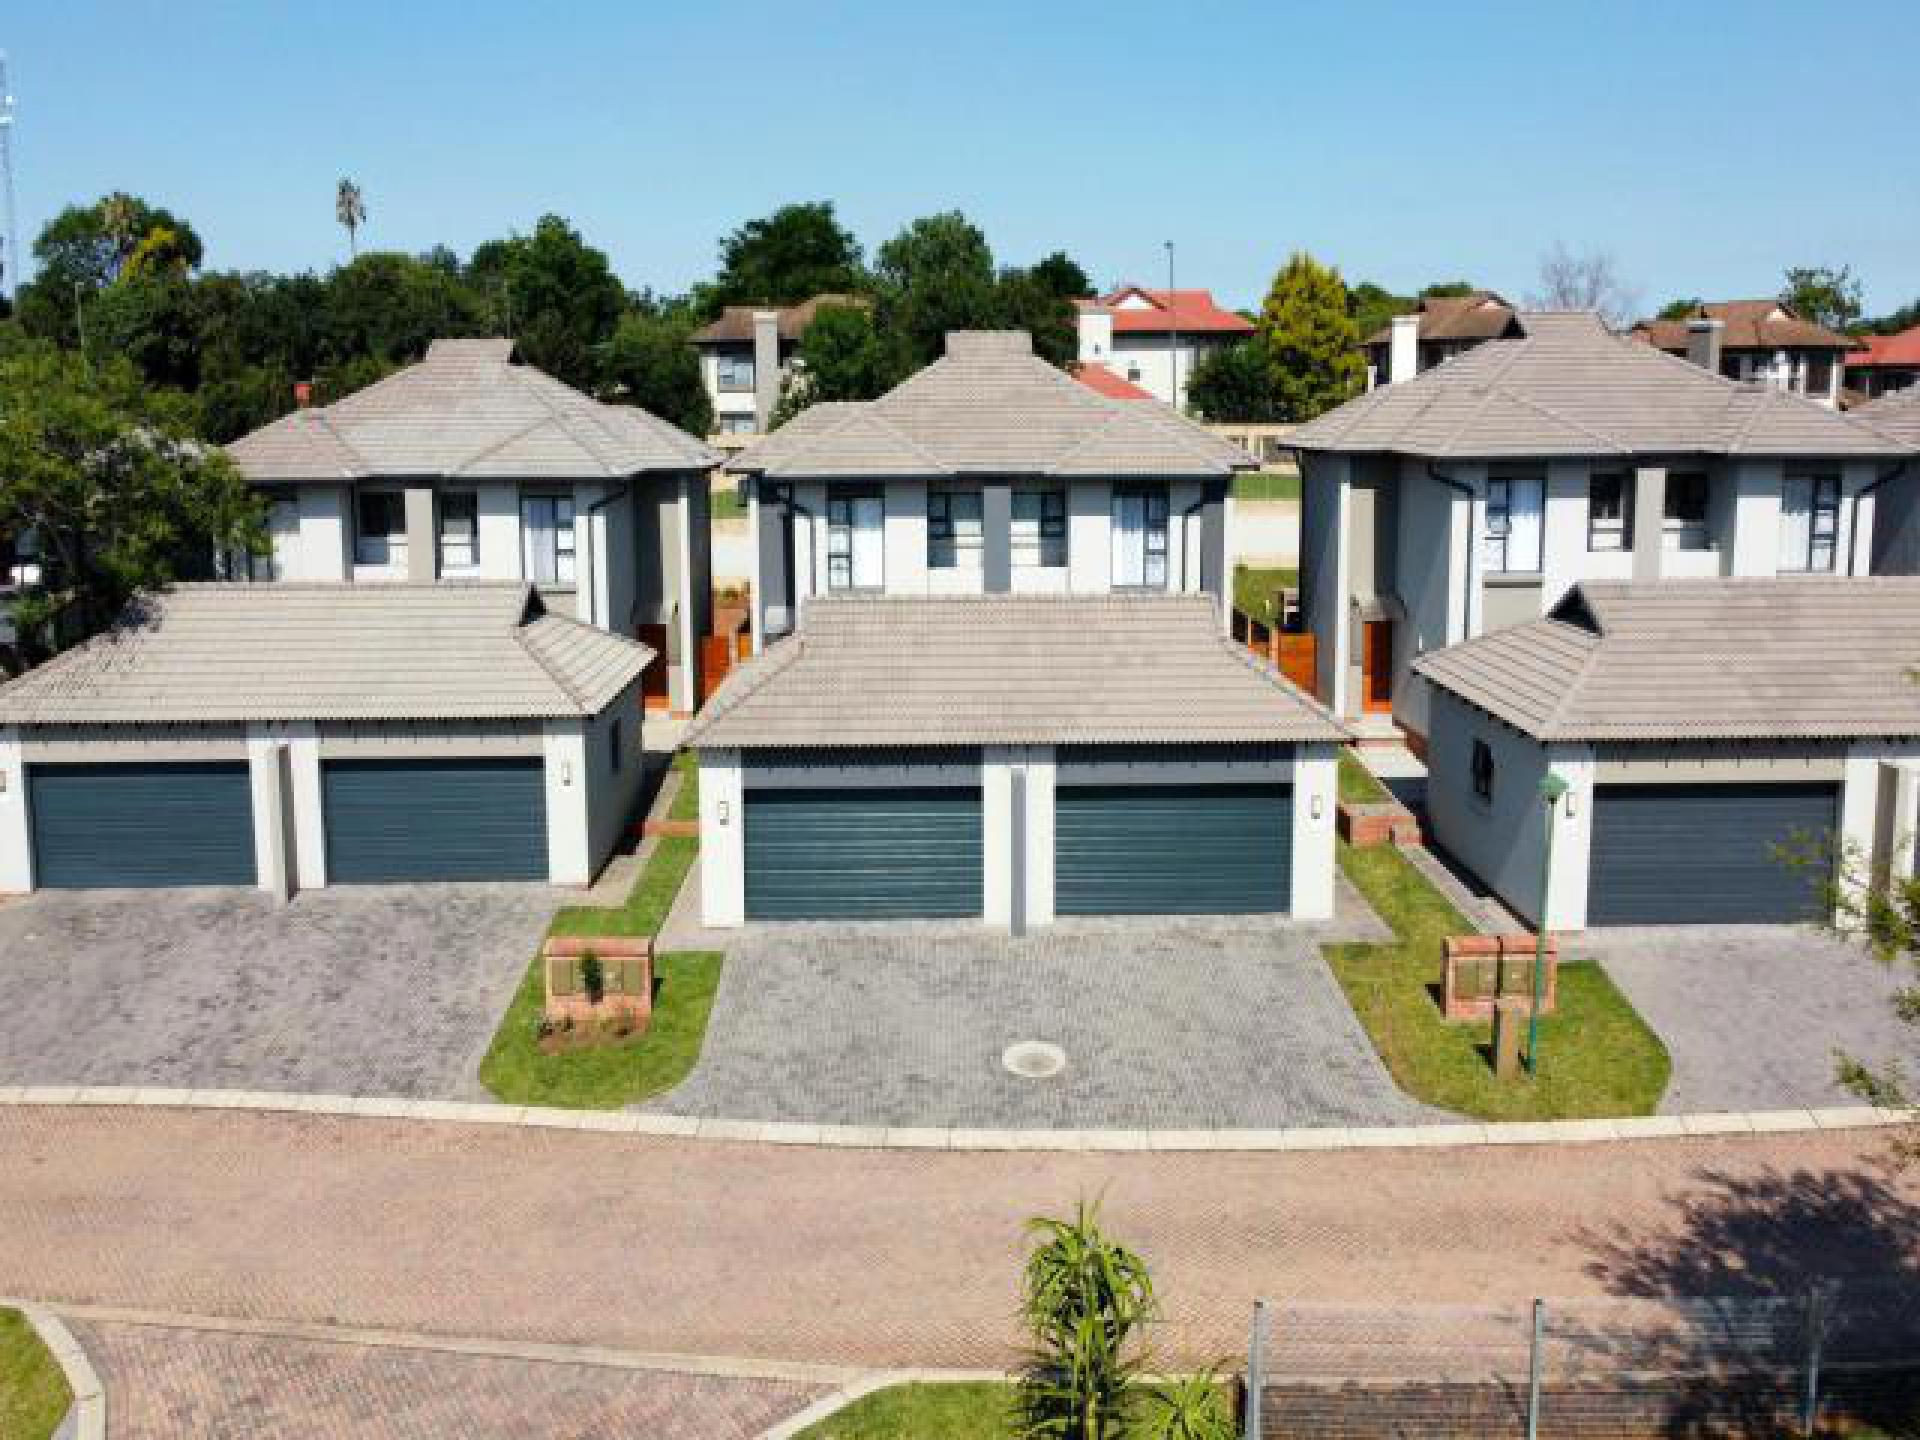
left=1528, top=773, right=1569, bottom=1075
left=1164, top=240, right=1178, bottom=409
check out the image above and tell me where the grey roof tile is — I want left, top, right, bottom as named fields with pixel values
left=0, top=583, right=653, bottom=725
left=1854, top=386, right=1920, bottom=447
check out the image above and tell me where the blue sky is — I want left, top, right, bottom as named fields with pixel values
left=8, top=1, right=1919, bottom=315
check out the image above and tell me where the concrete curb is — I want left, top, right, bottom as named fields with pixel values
left=21, top=1306, right=106, bottom=1440
left=755, top=1369, right=1010, bottom=1440
left=0, top=1085, right=1910, bottom=1152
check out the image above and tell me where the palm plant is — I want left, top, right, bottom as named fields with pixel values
left=1138, top=1371, right=1236, bottom=1440
left=1016, top=1199, right=1157, bottom=1440
left=335, top=177, right=366, bottom=258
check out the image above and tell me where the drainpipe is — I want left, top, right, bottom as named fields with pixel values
left=578, top=480, right=630, bottom=631
left=1848, top=460, right=1908, bottom=576
left=788, top=491, right=818, bottom=625
left=1179, top=491, right=1206, bottom=594
left=1427, top=463, right=1478, bottom=641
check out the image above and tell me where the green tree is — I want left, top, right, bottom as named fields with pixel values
left=1863, top=297, right=1920, bottom=335
left=1185, top=338, right=1283, bottom=423
left=335, top=177, right=367, bottom=259
left=873, top=211, right=1003, bottom=368
left=1656, top=297, right=1705, bottom=321
left=995, top=264, right=1078, bottom=368
left=1016, top=1200, right=1156, bottom=1440
left=0, top=346, right=263, bottom=669
left=468, top=215, right=625, bottom=390
left=1782, top=264, right=1865, bottom=333
left=1029, top=250, right=1094, bottom=301
left=700, top=201, right=867, bottom=313
left=15, top=193, right=204, bottom=343
left=1259, top=252, right=1363, bottom=421
left=1346, top=280, right=1411, bottom=345
left=324, top=251, right=486, bottom=370
left=769, top=302, right=901, bottom=425
left=1419, top=280, right=1477, bottom=299
left=598, top=300, right=713, bottom=437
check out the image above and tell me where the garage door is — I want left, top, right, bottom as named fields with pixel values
left=1588, top=782, right=1837, bottom=925
left=744, top=787, right=983, bottom=920
left=29, top=761, right=255, bottom=888
left=323, top=758, right=547, bottom=883
left=1055, top=783, right=1292, bottom=915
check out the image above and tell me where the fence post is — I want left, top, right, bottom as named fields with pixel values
left=1244, top=1298, right=1268, bottom=1440
left=1525, top=1298, right=1546, bottom=1440
left=1802, top=1284, right=1830, bottom=1436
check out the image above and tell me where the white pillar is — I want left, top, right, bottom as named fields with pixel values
left=1728, top=460, right=1783, bottom=577
left=542, top=721, right=591, bottom=885
left=246, top=728, right=293, bottom=900
left=1543, top=746, right=1596, bottom=932
left=1290, top=743, right=1338, bottom=920
left=983, top=748, right=1014, bottom=928
left=0, top=728, right=32, bottom=893
left=698, top=748, right=745, bottom=928
left=287, top=724, right=325, bottom=889
left=1025, top=746, right=1056, bottom=926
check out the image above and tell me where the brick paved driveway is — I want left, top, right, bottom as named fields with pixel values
left=0, top=885, right=561, bottom=1099
left=1570, top=926, right=1913, bottom=1113
left=652, top=917, right=1437, bottom=1128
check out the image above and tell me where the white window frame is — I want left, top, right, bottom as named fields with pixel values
left=1779, top=473, right=1840, bottom=573
left=1013, top=486, right=1068, bottom=569
left=438, top=490, right=479, bottom=572
left=354, top=488, right=406, bottom=569
left=826, top=489, right=885, bottom=591
left=716, top=351, right=755, bottom=392
left=927, top=486, right=984, bottom=572
left=1111, top=486, right=1170, bottom=590
left=1586, top=472, right=1631, bottom=552
left=521, top=492, right=577, bottom=585
left=1482, top=475, right=1543, bottom=573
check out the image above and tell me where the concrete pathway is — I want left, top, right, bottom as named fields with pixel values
left=2, top=1106, right=1913, bottom=1370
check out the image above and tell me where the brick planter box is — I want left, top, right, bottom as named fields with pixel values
left=1440, top=933, right=1558, bottom=1022
left=1337, top=800, right=1422, bottom=848
left=543, top=935, right=653, bottom=1030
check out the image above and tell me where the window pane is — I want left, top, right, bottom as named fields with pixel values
left=1588, top=473, right=1628, bottom=551
left=521, top=494, right=575, bottom=584
left=928, top=488, right=983, bottom=570
left=1112, top=487, right=1168, bottom=588
left=1014, top=487, right=1067, bottom=568
left=356, top=491, right=403, bottom=566
left=440, top=492, right=478, bottom=569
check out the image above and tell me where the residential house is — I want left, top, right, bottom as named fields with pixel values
left=1415, top=578, right=1920, bottom=929
left=1289, top=311, right=1915, bottom=744
left=687, top=330, right=1346, bottom=929
left=689, top=294, right=871, bottom=442
left=1854, top=386, right=1920, bottom=574
left=0, top=584, right=652, bottom=893
left=1363, top=291, right=1522, bottom=389
left=225, top=338, right=719, bottom=714
left=1846, top=324, right=1920, bottom=402
left=1075, top=286, right=1255, bottom=409
left=1071, top=362, right=1155, bottom=401
left=1630, top=300, right=1854, bottom=407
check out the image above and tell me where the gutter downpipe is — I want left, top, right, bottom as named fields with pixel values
left=1427, top=463, right=1477, bottom=642
left=788, top=490, right=817, bottom=630
left=1848, top=460, right=1908, bottom=576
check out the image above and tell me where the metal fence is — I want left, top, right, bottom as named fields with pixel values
left=1241, top=1285, right=1920, bottom=1439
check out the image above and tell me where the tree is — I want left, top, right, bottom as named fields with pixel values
left=1258, top=252, right=1364, bottom=421
left=1185, top=338, right=1283, bottom=422
left=701, top=201, right=867, bottom=313
left=873, top=211, right=1003, bottom=368
left=336, top=178, right=367, bottom=259
left=1781, top=264, right=1864, bottom=334
left=994, top=263, right=1078, bottom=368
left=597, top=301, right=713, bottom=437
left=1657, top=297, right=1705, bottom=321
left=467, top=215, right=625, bottom=390
left=324, top=251, right=485, bottom=370
left=0, top=346, right=262, bottom=670
left=1346, top=280, right=1411, bottom=345
left=15, top=194, right=204, bottom=344
left=1863, top=297, right=1920, bottom=336
left=769, top=302, right=900, bottom=425
left=1029, top=250, right=1094, bottom=301
left=1016, top=1201, right=1156, bottom=1440
left=1528, top=242, right=1639, bottom=329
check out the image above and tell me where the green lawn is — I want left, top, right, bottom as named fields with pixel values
left=798, top=1382, right=1015, bottom=1440
left=1232, top=468, right=1301, bottom=502
left=1338, top=750, right=1390, bottom=805
left=668, top=750, right=699, bottom=823
left=0, top=1309, right=71, bottom=1440
left=1232, top=564, right=1298, bottom=625
left=1324, top=842, right=1670, bottom=1121
left=710, top=485, right=747, bottom=520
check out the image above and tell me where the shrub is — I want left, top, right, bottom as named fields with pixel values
left=1016, top=1199, right=1155, bottom=1440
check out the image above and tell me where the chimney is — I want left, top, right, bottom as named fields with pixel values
left=1388, top=312, right=1420, bottom=385
left=751, top=309, right=781, bottom=432
left=293, top=380, right=314, bottom=409
left=1686, top=317, right=1725, bottom=375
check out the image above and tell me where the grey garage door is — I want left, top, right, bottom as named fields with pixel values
left=323, top=757, right=547, bottom=883
left=29, top=761, right=255, bottom=889
left=1588, top=782, right=1837, bottom=925
left=1056, top=783, right=1293, bottom=916
left=744, top=787, right=983, bottom=920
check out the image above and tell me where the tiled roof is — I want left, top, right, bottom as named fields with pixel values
left=684, top=594, right=1346, bottom=749
left=0, top=583, right=653, bottom=725
left=1631, top=300, right=1855, bottom=353
left=1079, top=287, right=1256, bottom=336
left=1848, top=326, right=1920, bottom=369
left=1290, top=311, right=1912, bottom=460
left=1413, top=578, right=1920, bottom=742
left=227, top=339, right=718, bottom=482
left=1363, top=292, right=1521, bottom=347
left=688, top=294, right=872, bottom=345
left=1072, top=362, right=1155, bottom=401
left=1854, top=385, right=1920, bottom=445
left=729, top=331, right=1255, bottom=478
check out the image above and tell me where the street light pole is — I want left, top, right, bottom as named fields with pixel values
left=1165, top=240, right=1178, bottom=410
left=1529, top=773, right=1569, bottom=1075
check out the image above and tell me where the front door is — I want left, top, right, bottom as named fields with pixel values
left=1362, top=620, right=1394, bottom=713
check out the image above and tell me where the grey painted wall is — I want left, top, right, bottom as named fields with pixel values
left=983, top=479, right=1012, bottom=593
left=1300, top=454, right=1345, bottom=705
left=1425, top=687, right=1555, bottom=926
left=755, top=481, right=794, bottom=638
left=1875, top=468, right=1920, bottom=575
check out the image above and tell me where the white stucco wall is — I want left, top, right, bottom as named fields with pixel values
left=1290, top=743, right=1338, bottom=919
left=698, top=748, right=746, bottom=928
left=0, top=728, right=30, bottom=892
left=541, top=722, right=591, bottom=885
left=1069, top=481, right=1113, bottom=593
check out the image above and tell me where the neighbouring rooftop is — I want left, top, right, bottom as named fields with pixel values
left=688, top=294, right=873, bottom=346
left=1631, top=300, right=1856, bottom=354
left=1076, top=286, right=1257, bottom=336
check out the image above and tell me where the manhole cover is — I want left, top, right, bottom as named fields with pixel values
left=1001, top=1041, right=1067, bottom=1079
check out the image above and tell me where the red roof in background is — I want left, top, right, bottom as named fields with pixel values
left=1847, top=325, right=1920, bottom=368
left=1078, top=286, right=1256, bottom=336
left=1071, top=362, right=1155, bottom=401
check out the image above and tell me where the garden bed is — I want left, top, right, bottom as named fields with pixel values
left=0, top=1309, right=71, bottom=1440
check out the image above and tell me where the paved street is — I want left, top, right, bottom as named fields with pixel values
left=2, top=1107, right=1912, bottom=1370
left=1571, top=926, right=1913, bottom=1113
left=651, top=909, right=1430, bottom=1129
left=0, top=886, right=561, bottom=1099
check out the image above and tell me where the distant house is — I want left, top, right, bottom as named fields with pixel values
left=1074, top=287, right=1254, bottom=410
left=1362, top=291, right=1522, bottom=388
left=1070, top=361, right=1155, bottom=401
left=1854, top=386, right=1920, bottom=574
left=688, top=294, right=872, bottom=442
left=1630, top=300, right=1854, bottom=408
left=1846, top=325, right=1920, bottom=402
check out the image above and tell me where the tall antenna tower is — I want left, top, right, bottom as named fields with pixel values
left=0, top=53, right=16, bottom=304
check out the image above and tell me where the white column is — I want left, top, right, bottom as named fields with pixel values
left=1844, top=461, right=1880, bottom=576
left=287, top=724, right=325, bottom=889
left=246, top=727, right=292, bottom=900
left=542, top=721, right=592, bottom=885
left=1544, top=746, right=1596, bottom=932
left=1540, top=460, right=1589, bottom=610
left=1728, top=459, right=1783, bottom=577
left=747, top=485, right=763, bottom=656
left=982, top=748, right=1014, bottom=928
left=1290, top=743, right=1338, bottom=920
left=698, top=748, right=745, bottom=928
left=1025, top=746, right=1056, bottom=926
left=1452, top=462, right=1488, bottom=642
left=885, top=480, right=928, bottom=595
left=0, top=728, right=32, bottom=893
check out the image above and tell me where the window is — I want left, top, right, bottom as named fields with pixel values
left=1482, top=476, right=1543, bottom=572
left=355, top=489, right=405, bottom=568
left=1779, top=473, right=1840, bottom=573
left=1663, top=472, right=1711, bottom=550
left=608, top=717, right=623, bottom=774
left=1470, top=739, right=1495, bottom=805
left=1111, top=486, right=1169, bottom=589
left=1804, top=353, right=1834, bottom=398
left=249, top=496, right=299, bottom=580
left=1587, top=472, right=1631, bottom=552
left=826, top=488, right=885, bottom=591
left=1125, top=363, right=1143, bottom=383
left=717, top=352, right=755, bottom=392
left=521, top=493, right=577, bottom=585
left=438, top=491, right=478, bottom=571
left=718, top=413, right=758, bottom=435
left=1013, top=486, right=1068, bottom=569
left=927, top=487, right=984, bottom=571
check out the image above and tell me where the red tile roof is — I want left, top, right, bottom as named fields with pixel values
left=1079, top=286, right=1256, bottom=336
left=1847, top=325, right=1920, bottom=369
left=1071, top=362, right=1155, bottom=401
